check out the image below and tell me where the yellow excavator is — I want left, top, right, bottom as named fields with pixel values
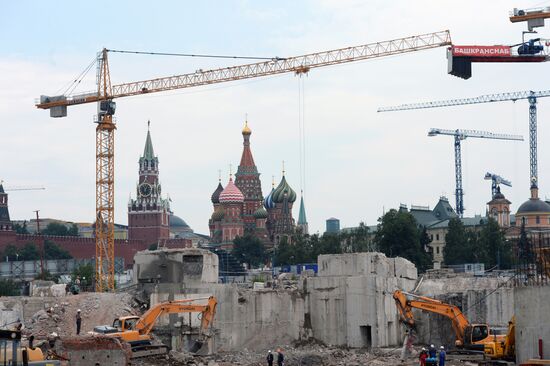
left=393, top=290, right=505, bottom=351
left=91, top=296, right=217, bottom=358
left=0, top=329, right=59, bottom=365
left=479, top=316, right=515, bottom=365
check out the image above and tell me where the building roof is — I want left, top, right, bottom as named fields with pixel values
left=236, top=120, right=258, bottom=176
left=517, top=198, right=550, bottom=214
left=298, top=195, right=307, bottom=225
left=253, top=206, right=268, bottom=219
left=211, top=182, right=224, bottom=204
left=142, top=124, right=155, bottom=160
left=219, top=177, right=244, bottom=203
left=169, top=214, right=190, bottom=228
left=408, top=197, right=457, bottom=227
left=0, top=183, right=4, bottom=194
left=264, top=188, right=275, bottom=209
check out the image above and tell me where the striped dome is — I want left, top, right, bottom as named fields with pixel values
left=254, top=206, right=268, bottom=219
left=264, top=188, right=275, bottom=209
left=272, top=175, right=297, bottom=203
left=219, top=177, right=244, bottom=203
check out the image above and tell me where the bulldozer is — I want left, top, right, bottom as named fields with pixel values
left=90, top=296, right=217, bottom=358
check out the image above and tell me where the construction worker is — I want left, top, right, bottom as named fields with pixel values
left=439, top=346, right=446, bottom=366
left=266, top=350, right=274, bottom=366
left=276, top=348, right=284, bottom=366
left=419, top=347, right=428, bottom=366
left=428, top=344, right=436, bottom=358
left=76, top=309, right=82, bottom=335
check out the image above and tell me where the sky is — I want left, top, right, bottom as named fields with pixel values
left=1, top=0, right=550, bottom=235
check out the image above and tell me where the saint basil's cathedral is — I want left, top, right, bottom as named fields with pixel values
left=209, top=121, right=308, bottom=249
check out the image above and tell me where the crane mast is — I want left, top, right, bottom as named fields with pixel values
left=379, top=90, right=550, bottom=194
left=36, top=30, right=452, bottom=291
left=428, top=128, right=523, bottom=217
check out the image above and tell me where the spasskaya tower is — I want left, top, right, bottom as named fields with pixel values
left=128, top=122, right=171, bottom=244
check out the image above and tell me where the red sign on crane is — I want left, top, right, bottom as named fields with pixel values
left=452, top=45, right=511, bottom=57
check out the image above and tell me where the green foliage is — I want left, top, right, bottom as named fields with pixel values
left=72, top=264, right=94, bottom=285
left=42, top=222, right=79, bottom=236
left=373, top=209, right=432, bottom=272
left=232, top=234, right=268, bottom=268
left=44, top=240, right=72, bottom=260
left=444, top=218, right=473, bottom=265
left=0, top=279, right=19, bottom=296
left=12, top=222, right=29, bottom=234
left=2, top=244, right=19, bottom=261
left=20, top=243, right=40, bottom=260
left=444, top=218, right=512, bottom=269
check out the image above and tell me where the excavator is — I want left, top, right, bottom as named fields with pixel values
left=393, top=290, right=505, bottom=351
left=91, top=296, right=217, bottom=358
left=480, top=316, right=515, bottom=365
left=0, top=329, right=59, bottom=365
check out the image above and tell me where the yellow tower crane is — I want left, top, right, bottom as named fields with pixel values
left=36, top=30, right=452, bottom=291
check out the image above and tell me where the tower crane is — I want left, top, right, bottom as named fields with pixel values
left=427, top=128, right=523, bottom=217
left=35, top=31, right=452, bottom=291
left=378, top=90, right=550, bottom=192
left=484, top=172, right=512, bottom=199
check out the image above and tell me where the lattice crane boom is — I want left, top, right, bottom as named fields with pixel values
left=428, top=128, right=523, bottom=217
left=379, top=89, right=550, bottom=195
left=36, top=30, right=452, bottom=291
left=484, top=172, right=512, bottom=198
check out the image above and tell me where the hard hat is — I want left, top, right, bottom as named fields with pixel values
left=440, top=346, right=444, bottom=349
left=77, top=309, right=81, bottom=312
left=430, top=344, right=434, bottom=348
left=50, top=332, right=58, bottom=337
left=422, top=348, right=426, bottom=351
left=268, top=350, right=272, bottom=353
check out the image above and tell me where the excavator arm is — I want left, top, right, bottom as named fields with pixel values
left=393, top=290, right=470, bottom=344
left=135, top=296, right=217, bottom=336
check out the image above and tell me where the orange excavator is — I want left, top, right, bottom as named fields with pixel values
left=91, top=296, right=217, bottom=358
left=393, top=290, right=505, bottom=351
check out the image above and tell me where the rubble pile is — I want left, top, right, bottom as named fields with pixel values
left=23, top=292, right=139, bottom=338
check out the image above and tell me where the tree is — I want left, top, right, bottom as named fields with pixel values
left=232, top=235, right=267, bottom=268
left=20, top=243, right=40, bottom=260
left=2, top=244, right=19, bottom=261
left=342, top=222, right=373, bottom=253
left=373, top=209, right=432, bottom=272
left=0, top=279, right=19, bottom=296
left=443, top=218, right=473, bottom=265
left=44, top=240, right=72, bottom=260
left=12, top=222, right=29, bottom=234
left=42, top=222, right=79, bottom=236
left=478, top=218, right=512, bottom=269
left=73, top=264, right=94, bottom=288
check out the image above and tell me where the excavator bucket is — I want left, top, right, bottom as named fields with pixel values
left=188, top=339, right=204, bottom=354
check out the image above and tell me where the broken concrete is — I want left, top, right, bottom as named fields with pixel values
left=415, top=272, right=515, bottom=346
left=52, top=335, right=131, bottom=366
left=147, top=252, right=417, bottom=352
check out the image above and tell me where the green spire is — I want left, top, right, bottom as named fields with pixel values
left=298, top=194, right=307, bottom=225
left=143, top=121, right=155, bottom=160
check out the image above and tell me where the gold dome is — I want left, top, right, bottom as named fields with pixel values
left=242, top=120, right=251, bottom=135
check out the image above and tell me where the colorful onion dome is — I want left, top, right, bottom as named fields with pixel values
left=219, top=177, right=244, bottom=203
left=264, top=188, right=275, bottom=209
left=272, top=175, right=297, bottom=203
left=211, top=181, right=224, bottom=204
left=253, top=206, right=268, bottom=219
left=211, top=208, right=225, bottom=221
left=242, top=120, right=251, bottom=135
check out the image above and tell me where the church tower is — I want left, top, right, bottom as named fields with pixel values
left=270, top=172, right=297, bottom=243
left=297, top=192, right=308, bottom=235
left=487, top=186, right=511, bottom=228
left=0, top=183, right=12, bottom=231
left=128, top=123, right=171, bottom=244
left=234, top=120, right=264, bottom=233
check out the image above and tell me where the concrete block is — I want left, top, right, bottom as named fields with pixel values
left=515, top=286, right=550, bottom=364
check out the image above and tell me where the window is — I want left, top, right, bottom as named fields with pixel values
left=436, top=234, right=440, bottom=241
left=536, top=216, right=540, bottom=224
left=436, top=247, right=440, bottom=254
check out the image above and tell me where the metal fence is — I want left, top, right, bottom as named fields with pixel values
left=0, top=257, right=125, bottom=280
left=513, top=230, right=550, bottom=286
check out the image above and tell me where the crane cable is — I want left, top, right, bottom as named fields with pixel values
left=56, top=55, right=97, bottom=97
left=297, top=75, right=307, bottom=198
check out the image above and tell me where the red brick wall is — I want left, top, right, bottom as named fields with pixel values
left=0, top=232, right=191, bottom=268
